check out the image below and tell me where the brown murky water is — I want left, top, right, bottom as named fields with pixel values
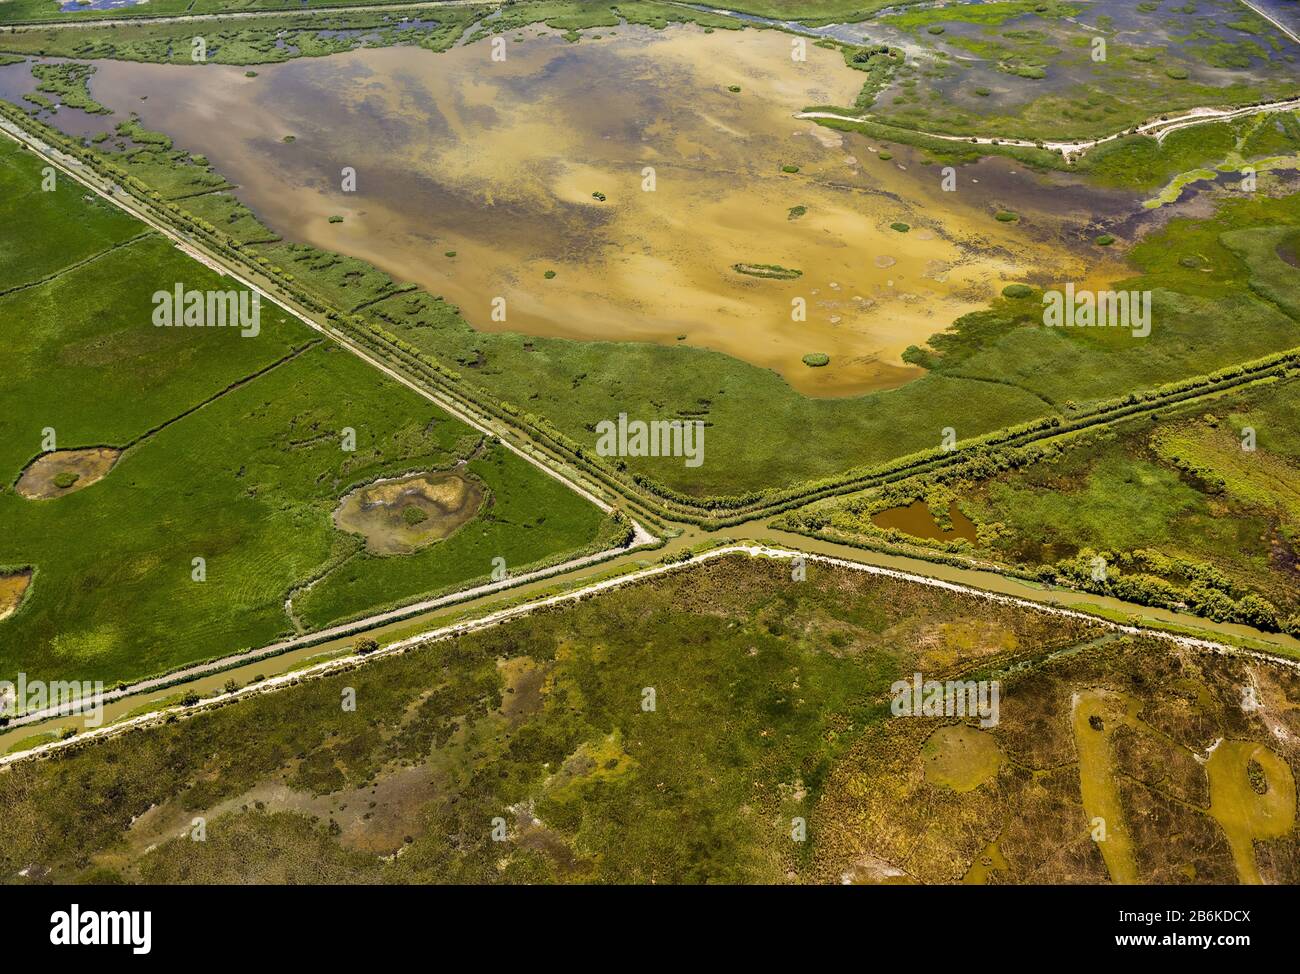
left=82, top=26, right=1093, bottom=395
left=0, top=570, right=31, bottom=622
left=872, top=499, right=978, bottom=543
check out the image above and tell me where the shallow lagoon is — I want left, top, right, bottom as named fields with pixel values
left=47, top=25, right=1127, bottom=394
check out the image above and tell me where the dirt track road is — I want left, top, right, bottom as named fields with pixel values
left=799, top=96, right=1300, bottom=162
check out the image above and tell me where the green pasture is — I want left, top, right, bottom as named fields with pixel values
left=0, top=136, right=610, bottom=686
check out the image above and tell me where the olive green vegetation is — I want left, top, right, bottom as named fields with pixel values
left=782, top=376, right=1300, bottom=635
left=0, top=0, right=435, bottom=26
left=838, top=42, right=905, bottom=112
left=0, top=8, right=485, bottom=65
left=29, top=62, right=110, bottom=115
left=0, top=0, right=754, bottom=64
left=0, top=136, right=616, bottom=686
left=0, top=0, right=848, bottom=84
left=0, top=556, right=1105, bottom=883
left=865, top=0, right=1298, bottom=144
left=685, top=0, right=925, bottom=25
left=467, top=0, right=745, bottom=41
left=1081, top=114, right=1300, bottom=193
left=732, top=262, right=802, bottom=279
left=812, top=630, right=1300, bottom=884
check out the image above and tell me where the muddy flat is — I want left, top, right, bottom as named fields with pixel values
left=15, top=447, right=121, bottom=499
left=82, top=26, right=1094, bottom=396
left=0, top=570, right=32, bottom=622
left=333, top=471, right=485, bottom=556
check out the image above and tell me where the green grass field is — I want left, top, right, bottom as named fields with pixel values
left=0, top=138, right=140, bottom=291
left=0, top=135, right=614, bottom=686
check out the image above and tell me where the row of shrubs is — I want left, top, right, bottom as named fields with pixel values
left=1051, top=548, right=1299, bottom=637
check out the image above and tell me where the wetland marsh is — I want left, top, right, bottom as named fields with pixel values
left=70, top=25, right=1107, bottom=395
left=5, top=555, right=1295, bottom=885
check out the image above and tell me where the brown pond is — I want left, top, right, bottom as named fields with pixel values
left=871, top=499, right=978, bottom=543
left=80, top=25, right=1102, bottom=396
left=15, top=447, right=121, bottom=499
left=0, top=569, right=32, bottom=622
left=333, top=470, right=485, bottom=556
